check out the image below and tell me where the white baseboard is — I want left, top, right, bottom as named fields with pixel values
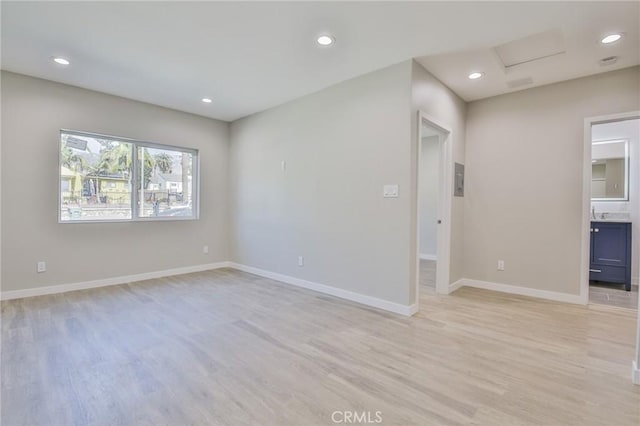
left=633, top=361, right=640, bottom=385
left=410, top=302, right=420, bottom=317
left=229, top=262, right=416, bottom=316
left=2, top=260, right=416, bottom=317
left=458, top=278, right=583, bottom=304
left=419, top=253, right=437, bottom=261
left=448, top=279, right=464, bottom=293
left=0, top=262, right=231, bottom=301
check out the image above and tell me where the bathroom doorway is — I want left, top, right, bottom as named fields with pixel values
left=583, top=113, right=640, bottom=310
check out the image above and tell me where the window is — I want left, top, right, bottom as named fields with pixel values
left=59, top=131, right=198, bottom=222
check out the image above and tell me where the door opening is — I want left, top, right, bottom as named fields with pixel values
left=415, top=112, right=453, bottom=307
left=582, top=112, right=640, bottom=384
left=418, top=127, right=441, bottom=295
left=585, top=116, right=640, bottom=309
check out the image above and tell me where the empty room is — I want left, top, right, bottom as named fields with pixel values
left=1, top=1, right=639, bottom=425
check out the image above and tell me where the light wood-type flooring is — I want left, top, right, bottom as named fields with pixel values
left=419, top=259, right=436, bottom=292
left=589, top=281, right=639, bottom=310
left=2, top=267, right=639, bottom=425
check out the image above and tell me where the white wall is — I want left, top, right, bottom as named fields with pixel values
left=419, top=136, right=439, bottom=258
left=464, top=66, right=640, bottom=295
left=411, top=60, right=467, bottom=291
left=591, top=119, right=640, bottom=285
left=230, top=61, right=414, bottom=306
left=1, top=71, right=230, bottom=292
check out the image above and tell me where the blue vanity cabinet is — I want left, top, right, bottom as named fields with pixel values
left=589, top=221, right=632, bottom=291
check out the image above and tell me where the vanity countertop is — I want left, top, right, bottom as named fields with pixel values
left=591, top=212, right=631, bottom=223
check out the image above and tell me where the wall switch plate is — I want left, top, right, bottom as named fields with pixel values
left=203, top=245, right=209, bottom=254
left=37, top=261, right=46, bottom=273
left=383, top=185, right=399, bottom=198
left=497, top=260, right=505, bottom=271
left=298, top=256, right=304, bottom=267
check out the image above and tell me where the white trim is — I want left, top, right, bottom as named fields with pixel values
left=407, top=303, right=419, bottom=316
left=1, top=260, right=417, bottom=317
left=229, top=262, right=417, bottom=316
left=416, top=111, right=453, bottom=306
left=419, top=253, right=437, bottom=261
left=459, top=278, right=584, bottom=304
left=58, top=129, right=200, bottom=224
left=581, top=111, right=640, bottom=305
left=0, top=262, right=231, bottom=301
left=583, top=112, right=640, bottom=386
left=448, top=279, right=464, bottom=293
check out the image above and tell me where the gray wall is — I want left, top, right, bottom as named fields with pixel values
left=411, top=60, right=468, bottom=291
left=230, top=61, right=414, bottom=306
left=419, top=136, right=439, bottom=257
left=6, top=61, right=636, bottom=311
left=1, top=71, right=230, bottom=292
left=464, top=66, right=640, bottom=294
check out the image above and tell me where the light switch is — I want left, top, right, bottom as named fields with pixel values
left=383, top=185, right=399, bottom=198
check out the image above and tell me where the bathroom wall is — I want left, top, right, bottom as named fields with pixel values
left=591, top=118, right=640, bottom=285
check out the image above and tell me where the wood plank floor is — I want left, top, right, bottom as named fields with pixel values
left=2, top=268, right=639, bottom=425
left=420, top=259, right=436, bottom=290
left=589, top=282, right=639, bottom=310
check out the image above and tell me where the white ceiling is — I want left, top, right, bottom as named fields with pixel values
left=2, top=2, right=638, bottom=121
left=416, top=3, right=639, bottom=102
left=593, top=119, right=640, bottom=143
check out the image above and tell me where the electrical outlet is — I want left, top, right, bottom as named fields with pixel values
left=383, top=184, right=399, bottom=198
left=497, top=260, right=505, bottom=271
left=37, top=261, right=46, bottom=273
left=298, top=256, right=304, bottom=267
left=203, top=245, right=209, bottom=254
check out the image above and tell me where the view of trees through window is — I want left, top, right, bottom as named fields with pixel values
left=60, top=132, right=197, bottom=222
left=139, top=146, right=194, bottom=218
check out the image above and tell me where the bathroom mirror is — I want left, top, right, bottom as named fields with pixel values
left=591, top=139, right=629, bottom=201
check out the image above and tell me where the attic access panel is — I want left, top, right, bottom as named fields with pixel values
left=495, top=29, right=565, bottom=69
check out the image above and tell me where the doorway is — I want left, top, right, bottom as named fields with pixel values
left=582, top=112, right=640, bottom=310
left=416, top=112, right=453, bottom=304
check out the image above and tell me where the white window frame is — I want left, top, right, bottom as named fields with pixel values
left=58, top=129, right=200, bottom=223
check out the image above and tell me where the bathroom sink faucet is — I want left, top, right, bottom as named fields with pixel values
left=592, top=206, right=596, bottom=220
left=600, top=212, right=607, bottom=220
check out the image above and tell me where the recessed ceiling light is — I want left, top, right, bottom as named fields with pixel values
left=601, top=34, right=622, bottom=44
left=201, top=98, right=212, bottom=103
left=53, top=57, right=70, bottom=65
left=468, top=72, right=484, bottom=80
left=316, top=35, right=334, bottom=46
